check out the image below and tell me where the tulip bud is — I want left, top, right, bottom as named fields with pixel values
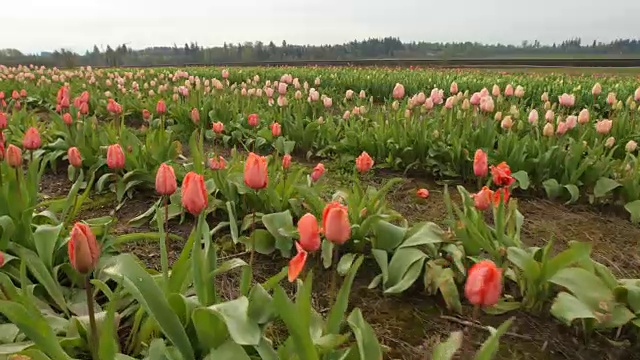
left=68, top=147, right=82, bottom=168
left=181, top=172, right=208, bottom=215
left=322, top=202, right=351, bottom=245
left=244, top=152, right=268, bottom=190
left=6, top=144, right=22, bottom=168
left=68, top=223, right=100, bottom=274
left=107, top=144, right=125, bottom=170
left=190, top=108, right=200, bottom=124
left=605, top=136, right=615, bottom=148
left=282, top=154, right=292, bottom=169
left=543, top=123, right=555, bottom=137
left=626, top=140, right=638, bottom=153
left=155, top=163, right=177, bottom=196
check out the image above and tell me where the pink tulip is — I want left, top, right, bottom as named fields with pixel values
left=558, top=93, right=575, bottom=107
left=592, top=83, right=602, bottom=96
left=450, top=82, right=458, bottom=94
left=392, top=83, right=405, bottom=99
left=504, top=84, right=514, bottom=97
left=470, top=92, right=481, bottom=106
left=491, top=85, right=500, bottom=97
left=545, top=110, right=555, bottom=122
left=595, top=119, right=613, bottom=135
left=578, top=109, right=590, bottom=124
left=528, top=109, right=538, bottom=125
left=607, top=92, right=617, bottom=106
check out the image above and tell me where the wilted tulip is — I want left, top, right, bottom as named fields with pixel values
left=288, top=242, right=308, bottom=282
left=355, top=151, right=374, bottom=173
left=244, top=152, right=268, bottom=190
left=181, top=172, right=208, bottom=215
left=68, top=223, right=100, bottom=274
left=68, top=147, right=83, bottom=168
left=465, top=260, right=503, bottom=308
left=22, top=127, right=41, bottom=150
left=322, top=202, right=351, bottom=245
left=208, top=156, right=226, bottom=170
left=155, top=163, right=177, bottom=196
left=106, top=144, right=125, bottom=170
left=416, top=188, right=430, bottom=199
left=490, top=162, right=515, bottom=187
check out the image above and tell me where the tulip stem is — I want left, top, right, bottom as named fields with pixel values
left=85, top=275, right=98, bottom=360
left=329, top=247, right=339, bottom=309
left=160, top=196, right=170, bottom=291
left=249, top=208, right=256, bottom=269
left=471, top=304, right=480, bottom=323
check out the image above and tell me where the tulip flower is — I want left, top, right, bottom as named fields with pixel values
left=543, top=123, right=555, bottom=137
left=0, top=112, right=6, bottom=129
left=492, top=188, right=510, bottom=207
left=63, top=112, right=73, bottom=125
left=142, top=109, right=151, bottom=120
left=155, top=163, right=177, bottom=196
left=490, top=162, right=515, bottom=187
left=473, top=149, right=488, bottom=178
left=322, top=202, right=351, bottom=245
left=450, top=82, right=458, bottom=94
left=605, top=137, right=616, bottom=148
left=0, top=251, right=4, bottom=267
left=607, top=92, right=617, bottom=105
left=558, top=93, right=575, bottom=107
left=247, top=113, right=259, bottom=127
left=417, top=188, right=429, bottom=199
left=528, top=110, right=538, bottom=125
left=578, top=109, right=590, bottom=124
left=22, top=127, right=41, bottom=150
left=212, top=121, right=224, bottom=134
left=282, top=154, right=292, bottom=169
left=68, top=147, right=83, bottom=168
left=271, top=122, right=282, bottom=137
left=392, top=83, right=405, bottom=99
left=190, top=108, right=200, bottom=124
left=6, top=144, right=22, bottom=168
left=491, top=85, right=500, bottom=97
left=298, top=213, right=321, bottom=252
left=592, top=83, right=602, bottom=96
left=355, top=151, right=374, bottom=173
left=288, top=242, right=308, bottom=282
left=68, top=222, right=100, bottom=274
left=244, top=152, right=268, bottom=190
left=556, top=121, right=568, bottom=136
left=473, top=187, right=493, bottom=211
left=106, top=144, right=125, bottom=170
left=181, top=172, right=208, bottom=215
left=208, top=156, right=226, bottom=170
left=595, top=119, right=613, bottom=135
left=0, top=143, right=4, bottom=162
left=465, top=260, right=503, bottom=308
left=311, top=163, right=325, bottom=182
left=626, top=140, right=638, bottom=153
left=635, top=88, right=640, bottom=102
left=504, top=84, right=514, bottom=97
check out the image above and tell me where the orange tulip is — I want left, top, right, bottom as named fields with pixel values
left=271, top=122, right=282, bottom=137
left=288, top=242, right=308, bottom=282
left=473, top=186, right=493, bottom=211
left=244, top=152, right=268, bottom=190
left=355, top=151, right=374, bottom=173
left=322, top=202, right=351, bottom=245
left=416, top=188, right=429, bottom=199
left=297, top=213, right=321, bottom=252
left=68, top=222, right=100, bottom=274
left=212, top=121, right=224, bottom=134
left=181, top=172, right=208, bottom=215
left=68, top=147, right=83, bottom=168
left=6, top=144, right=22, bottom=168
left=492, top=188, right=510, bottom=207
left=22, top=127, right=41, bottom=150
left=464, top=260, right=502, bottom=307
left=106, top=144, right=125, bottom=170
left=490, top=162, right=515, bottom=187
left=155, top=163, right=177, bottom=196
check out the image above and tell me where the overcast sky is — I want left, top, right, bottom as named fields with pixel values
left=4, top=0, right=640, bottom=54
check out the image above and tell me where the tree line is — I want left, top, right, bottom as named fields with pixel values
left=1, top=37, right=640, bottom=68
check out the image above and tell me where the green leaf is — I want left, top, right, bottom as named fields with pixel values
left=226, top=201, right=239, bottom=243
left=327, top=256, right=364, bottom=334
left=0, top=216, right=15, bottom=249
left=261, top=210, right=294, bottom=257
left=548, top=267, right=612, bottom=307
left=624, top=200, right=640, bottom=223
left=384, top=248, right=426, bottom=294
left=248, top=284, right=275, bottom=324
left=321, top=240, right=334, bottom=269
left=399, top=222, right=444, bottom=248
left=273, top=286, right=319, bottom=360
left=550, top=292, right=597, bottom=326
left=33, top=224, right=63, bottom=271
left=347, top=308, right=383, bottom=360
left=564, top=184, right=579, bottom=204
left=337, top=253, right=357, bottom=276
left=511, top=170, right=530, bottom=190
left=204, top=340, right=251, bottom=360
left=473, top=317, right=514, bottom=360
left=594, top=177, right=621, bottom=198
left=204, top=297, right=261, bottom=346
left=103, top=254, right=195, bottom=360
left=432, top=331, right=462, bottom=360
left=542, top=179, right=562, bottom=199
left=371, top=220, right=406, bottom=251
left=251, top=229, right=276, bottom=255
left=192, top=307, right=229, bottom=350
left=0, top=301, right=71, bottom=360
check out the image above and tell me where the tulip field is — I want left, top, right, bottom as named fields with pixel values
left=1, top=64, right=640, bottom=360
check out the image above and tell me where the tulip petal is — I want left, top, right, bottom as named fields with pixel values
left=288, top=247, right=308, bottom=282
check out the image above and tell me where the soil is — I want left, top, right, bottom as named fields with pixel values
left=39, top=157, right=640, bottom=360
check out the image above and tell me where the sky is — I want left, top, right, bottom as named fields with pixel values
left=3, top=0, right=640, bottom=54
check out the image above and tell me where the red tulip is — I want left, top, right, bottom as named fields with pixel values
left=0, top=251, right=4, bottom=267
left=19, top=89, right=27, bottom=98
left=142, top=109, right=151, bottom=120
left=181, top=172, right=208, bottom=215
left=355, top=151, right=374, bottom=173
left=271, top=122, right=281, bottom=137
left=244, top=152, right=268, bottom=190
left=0, top=142, right=4, bottom=162
left=322, top=202, right=351, bottom=245
left=156, top=100, right=167, bottom=114
left=0, top=112, right=6, bottom=129
left=247, top=113, right=259, bottom=127
left=11, top=90, right=19, bottom=100
left=5, top=144, right=22, bottom=168
left=417, top=188, right=429, bottom=199
left=68, top=222, right=100, bottom=274
left=208, top=156, right=226, bottom=170
left=22, top=127, right=41, bottom=150
left=106, top=144, right=125, bottom=170
left=490, top=162, right=515, bottom=187
left=473, top=149, right=488, bottom=178
left=288, top=242, right=308, bottom=282
left=492, top=188, right=510, bottom=207
left=68, top=147, right=83, bottom=168
left=190, top=108, right=200, bottom=124
left=62, top=113, right=73, bottom=125
left=310, top=163, right=325, bottom=182
left=473, top=186, right=493, bottom=211
left=297, top=213, right=321, bottom=252
left=212, top=121, right=224, bottom=134
left=282, top=154, right=292, bottom=169
left=155, top=163, right=177, bottom=195
left=79, top=101, right=89, bottom=115
left=464, top=260, right=502, bottom=307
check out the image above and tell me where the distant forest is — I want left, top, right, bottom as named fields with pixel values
left=2, top=37, right=640, bottom=68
